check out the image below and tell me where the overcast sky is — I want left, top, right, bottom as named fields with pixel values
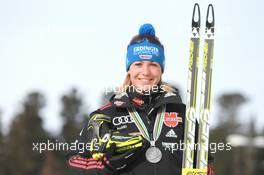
left=0, top=0, right=263, bottom=135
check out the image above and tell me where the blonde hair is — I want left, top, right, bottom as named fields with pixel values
left=116, top=74, right=175, bottom=95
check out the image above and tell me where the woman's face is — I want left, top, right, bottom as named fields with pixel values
left=128, top=61, right=162, bottom=92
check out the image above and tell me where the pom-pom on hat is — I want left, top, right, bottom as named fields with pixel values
left=139, top=23, right=156, bottom=36
left=126, top=23, right=165, bottom=72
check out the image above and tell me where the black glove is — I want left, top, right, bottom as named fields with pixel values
left=106, top=142, right=147, bottom=170
left=68, top=132, right=148, bottom=174
left=92, top=131, right=146, bottom=160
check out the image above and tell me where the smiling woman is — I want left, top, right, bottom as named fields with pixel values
left=129, top=60, right=162, bottom=91
left=67, top=23, right=214, bottom=175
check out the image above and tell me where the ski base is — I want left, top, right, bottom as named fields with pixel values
left=182, top=168, right=207, bottom=175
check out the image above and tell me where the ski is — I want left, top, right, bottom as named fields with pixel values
left=196, top=4, right=215, bottom=169
left=182, top=2, right=201, bottom=170
left=182, top=3, right=215, bottom=175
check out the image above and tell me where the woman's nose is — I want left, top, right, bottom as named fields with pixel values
left=141, top=64, right=150, bottom=75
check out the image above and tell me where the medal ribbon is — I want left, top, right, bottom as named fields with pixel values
left=127, top=105, right=166, bottom=145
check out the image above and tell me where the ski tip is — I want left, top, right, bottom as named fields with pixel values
left=208, top=4, right=213, bottom=8
left=194, top=3, right=199, bottom=9
left=192, top=3, right=201, bottom=28
left=194, top=3, right=200, bottom=7
left=206, top=4, right=215, bottom=28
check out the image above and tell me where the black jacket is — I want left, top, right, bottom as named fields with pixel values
left=68, top=89, right=213, bottom=175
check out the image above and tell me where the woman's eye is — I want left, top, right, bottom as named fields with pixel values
left=134, top=62, right=142, bottom=66
left=150, top=63, right=159, bottom=67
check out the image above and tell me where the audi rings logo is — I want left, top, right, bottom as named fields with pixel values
left=113, top=115, right=134, bottom=126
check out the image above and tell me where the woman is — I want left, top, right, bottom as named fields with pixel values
left=68, top=24, right=214, bottom=175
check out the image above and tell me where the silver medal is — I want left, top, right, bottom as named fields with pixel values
left=145, top=146, right=162, bottom=163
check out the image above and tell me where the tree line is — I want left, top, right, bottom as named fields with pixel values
left=0, top=88, right=263, bottom=175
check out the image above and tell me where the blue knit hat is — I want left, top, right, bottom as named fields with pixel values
left=126, top=24, right=165, bottom=72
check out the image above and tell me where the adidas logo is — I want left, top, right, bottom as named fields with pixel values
left=166, top=129, right=178, bottom=138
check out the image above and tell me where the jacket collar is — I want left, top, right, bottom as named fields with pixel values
left=112, top=90, right=182, bottom=109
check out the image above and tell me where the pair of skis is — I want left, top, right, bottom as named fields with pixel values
left=182, top=3, right=215, bottom=175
